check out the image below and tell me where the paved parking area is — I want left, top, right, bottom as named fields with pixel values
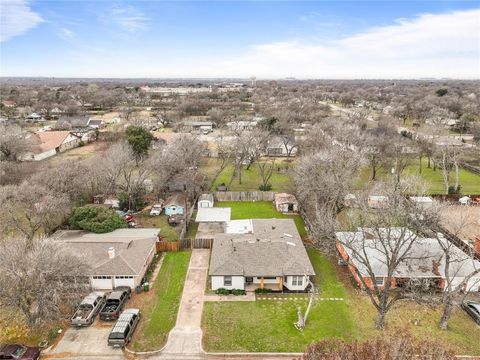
left=43, top=320, right=122, bottom=358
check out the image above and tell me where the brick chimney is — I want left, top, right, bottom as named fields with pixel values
left=108, top=247, right=115, bottom=259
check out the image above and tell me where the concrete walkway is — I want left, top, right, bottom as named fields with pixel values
left=157, top=249, right=210, bottom=360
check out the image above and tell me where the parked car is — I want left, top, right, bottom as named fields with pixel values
left=71, top=292, right=106, bottom=327
left=99, top=288, right=130, bottom=321
left=168, top=214, right=183, bottom=226
left=107, top=309, right=141, bottom=348
left=149, top=204, right=163, bottom=216
left=461, top=301, right=480, bottom=325
left=124, top=214, right=134, bottom=223
left=0, top=344, right=40, bottom=360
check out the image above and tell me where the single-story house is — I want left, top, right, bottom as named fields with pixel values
left=265, top=136, right=298, bottom=157
left=209, top=219, right=315, bottom=292
left=167, top=173, right=205, bottom=193
left=198, top=193, right=214, bottom=208
left=195, top=207, right=231, bottom=223
left=336, top=228, right=480, bottom=292
left=184, top=120, right=213, bottom=132
left=55, top=116, right=90, bottom=130
left=53, top=228, right=159, bottom=290
left=87, top=118, right=105, bottom=129
left=164, top=194, right=186, bottom=216
left=25, top=113, right=44, bottom=122
left=226, top=120, right=258, bottom=131
left=275, top=193, right=299, bottom=213
left=20, top=131, right=82, bottom=161
left=409, top=196, right=434, bottom=208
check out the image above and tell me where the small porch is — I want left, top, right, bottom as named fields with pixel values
left=244, top=276, right=285, bottom=292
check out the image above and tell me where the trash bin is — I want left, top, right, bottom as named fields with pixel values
left=143, top=282, right=150, bottom=292
left=135, top=285, right=142, bottom=294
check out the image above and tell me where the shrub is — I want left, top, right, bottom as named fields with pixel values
left=447, top=185, right=461, bottom=194
left=255, top=288, right=273, bottom=294
left=78, top=140, right=85, bottom=147
left=215, top=288, right=230, bottom=295
left=232, top=289, right=246, bottom=296
left=69, top=205, right=126, bottom=233
left=258, top=184, right=272, bottom=191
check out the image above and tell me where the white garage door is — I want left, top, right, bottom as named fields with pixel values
left=91, top=276, right=113, bottom=290
left=113, top=276, right=135, bottom=289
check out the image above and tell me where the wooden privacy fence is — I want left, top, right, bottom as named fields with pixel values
left=192, top=238, right=212, bottom=249
left=214, top=191, right=275, bottom=202
left=156, top=239, right=191, bottom=252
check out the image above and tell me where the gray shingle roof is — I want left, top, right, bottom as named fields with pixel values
left=52, top=228, right=159, bottom=276
left=209, top=219, right=315, bottom=277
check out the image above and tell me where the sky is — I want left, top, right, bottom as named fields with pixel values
left=0, top=0, right=479, bottom=79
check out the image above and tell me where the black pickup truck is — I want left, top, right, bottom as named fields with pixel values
left=99, top=287, right=131, bottom=321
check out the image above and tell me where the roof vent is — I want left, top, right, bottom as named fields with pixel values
left=287, top=241, right=296, bottom=247
left=108, top=247, right=115, bottom=259
left=284, top=233, right=293, bottom=238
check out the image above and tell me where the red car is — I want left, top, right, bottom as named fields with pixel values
left=124, top=214, right=134, bottom=223
left=0, top=344, right=40, bottom=360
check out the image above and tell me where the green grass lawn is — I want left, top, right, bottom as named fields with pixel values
left=202, top=158, right=294, bottom=192
left=202, top=249, right=357, bottom=352
left=136, top=213, right=180, bottom=242
left=130, top=251, right=191, bottom=351
left=358, top=159, right=480, bottom=195
left=216, top=201, right=307, bottom=238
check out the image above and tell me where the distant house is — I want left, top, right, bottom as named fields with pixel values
left=21, top=131, right=82, bottom=161
left=167, top=173, right=205, bottom=193
left=266, top=135, right=298, bottom=157
left=198, top=193, right=214, bottom=208
left=209, top=219, right=315, bottom=292
left=87, top=118, right=105, bottom=129
left=409, top=196, right=434, bottom=208
left=226, top=120, right=258, bottom=131
left=53, top=228, right=159, bottom=290
left=274, top=193, right=299, bottom=213
left=184, top=120, right=213, bottom=133
left=336, top=228, right=480, bottom=292
left=25, top=113, right=44, bottom=122
left=1, top=100, right=16, bottom=107
left=164, top=194, right=186, bottom=216
left=55, top=116, right=90, bottom=130
left=368, top=195, right=389, bottom=209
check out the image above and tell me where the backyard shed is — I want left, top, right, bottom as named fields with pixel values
left=198, top=193, right=214, bottom=208
left=274, top=193, right=299, bottom=213
left=164, top=194, right=186, bottom=216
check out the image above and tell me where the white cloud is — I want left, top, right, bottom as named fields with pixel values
left=205, top=9, right=480, bottom=79
left=109, top=4, right=149, bottom=32
left=0, top=0, right=43, bottom=42
left=58, top=27, right=74, bottom=40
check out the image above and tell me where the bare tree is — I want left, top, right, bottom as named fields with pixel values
left=0, top=125, right=28, bottom=161
left=0, top=182, right=71, bottom=242
left=257, top=159, right=275, bottom=190
left=0, top=237, right=89, bottom=327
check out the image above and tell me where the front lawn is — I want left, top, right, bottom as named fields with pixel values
left=130, top=251, right=191, bottom=351
left=216, top=201, right=307, bottom=238
left=202, top=249, right=357, bottom=352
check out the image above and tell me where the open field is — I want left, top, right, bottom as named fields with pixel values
left=130, top=251, right=191, bottom=351
left=216, top=201, right=307, bottom=238
left=202, top=249, right=480, bottom=354
left=46, top=141, right=109, bottom=166
left=200, top=158, right=295, bottom=192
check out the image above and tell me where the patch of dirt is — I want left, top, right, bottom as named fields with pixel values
left=439, top=205, right=480, bottom=242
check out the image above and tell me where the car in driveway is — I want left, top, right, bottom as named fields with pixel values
left=461, top=301, right=480, bottom=325
left=0, top=344, right=40, bottom=360
left=149, top=204, right=163, bottom=216
left=71, top=292, right=106, bottom=327
left=99, top=288, right=130, bottom=321
left=107, top=309, right=141, bottom=348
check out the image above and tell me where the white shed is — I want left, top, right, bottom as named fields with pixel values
left=198, top=193, right=214, bottom=208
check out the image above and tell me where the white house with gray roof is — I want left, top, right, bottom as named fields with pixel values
left=209, top=219, right=315, bottom=292
left=52, top=228, right=159, bottom=290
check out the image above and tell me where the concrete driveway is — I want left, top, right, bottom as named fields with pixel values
left=159, top=249, right=209, bottom=359
left=42, top=319, right=122, bottom=358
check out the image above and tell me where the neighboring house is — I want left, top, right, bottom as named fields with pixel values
left=53, top=228, right=159, bottom=290
left=167, top=173, right=205, bottom=193
left=184, top=120, right=213, bottom=132
left=266, top=135, right=298, bottom=157
left=226, top=120, right=258, bottom=131
left=368, top=195, right=389, bottom=209
left=198, top=193, right=214, bottom=208
left=21, top=131, right=81, bottom=161
left=56, top=116, right=90, bottom=129
left=195, top=207, right=231, bottom=223
left=25, top=113, right=44, bottom=122
left=336, top=228, right=480, bottom=292
left=87, top=118, right=105, bottom=129
left=275, top=193, right=299, bottom=213
left=409, top=196, right=434, bottom=208
left=209, top=219, right=315, bottom=292
left=164, top=194, right=186, bottom=216
left=1, top=100, right=16, bottom=107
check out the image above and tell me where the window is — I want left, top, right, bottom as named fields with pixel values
left=292, top=276, right=303, bottom=286
left=224, top=276, right=232, bottom=287
left=245, top=277, right=253, bottom=283
left=375, top=277, right=385, bottom=286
